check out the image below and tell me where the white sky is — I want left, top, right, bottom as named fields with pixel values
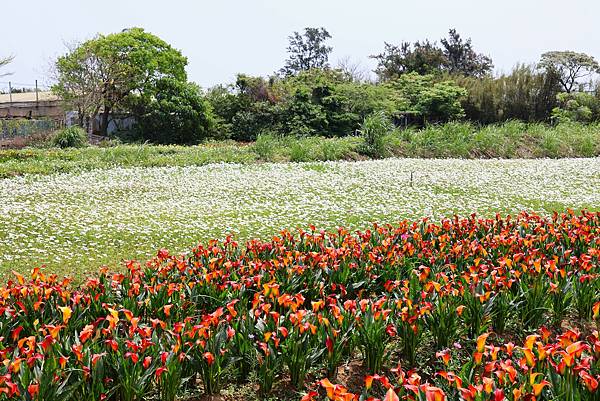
left=2, top=0, right=600, bottom=90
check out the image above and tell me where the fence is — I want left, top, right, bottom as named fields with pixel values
left=0, top=119, right=62, bottom=141
left=0, top=80, right=50, bottom=100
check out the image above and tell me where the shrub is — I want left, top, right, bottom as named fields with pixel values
left=52, top=126, right=87, bottom=148
left=253, top=133, right=279, bottom=160
left=551, top=92, right=599, bottom=123
left=359, top=112, right=391, bottom=158
left=386, top=72, right=467, bottom=122
left=130, top=78, right=217, bottom=145
left=456, top=64, right=561, bottom=123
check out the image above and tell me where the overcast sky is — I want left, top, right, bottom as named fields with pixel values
left=2, top=0, right=600, bottom=90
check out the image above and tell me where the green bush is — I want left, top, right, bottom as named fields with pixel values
left=253, top=134, right=279, bottom=160
left=359, top=112, right=391, bottom=158
left=386, top=73, right=467, bottom=122
left=456, top=64, right=561, bottom=123
left=129, top=78, right=217, bottom=145
left=52, top=126, right=88, bottom=148
left=288, top=139, right=313, bottom=162
left=551, top=92, right=599, bottom=123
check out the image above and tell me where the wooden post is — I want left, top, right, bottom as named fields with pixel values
left=35, top=80, right=39, bottom=104
left=8, top=82, right=12, bottom=103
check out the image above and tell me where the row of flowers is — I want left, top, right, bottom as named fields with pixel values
left=310, top=328, right=600, bottom=401
left=0, top=210, right=598, bottom=400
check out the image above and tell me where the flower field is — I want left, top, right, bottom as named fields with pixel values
left=0, top=211, right=598, bottom=400
left=1, top=158, right=600, bottom=277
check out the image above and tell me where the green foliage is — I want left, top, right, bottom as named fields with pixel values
left=207, top=74, right=283, bottom=142
left=539, top=51, right=600, bottom=93
left=372, top=28, right=493, bottom=80
left=281, top=27, right=332, bottom=76
left=440, top=29, right=493, bottom=77
left=552, top=92, right=600, bottom=123
left=425, top=295, right=460, bottom=349
left=2, top=121, right=600, bottom=179
left=253, top=134, right=279, bottom=160
left=52, top=126, right=87, bottom=148
left=129, top=78, right=217, bottom=144
left=207, top=69, right=403, bottom=141
left=356, top=308, right=392, bottom=373
left=281, top=69, right=400, bottom=137
left=282, top=327, right=323, bottom=388
left=387, top=73, right=467, bottom=122
left=371, top=40, right=447, bottom=79
left=280, top=87, right=329, bottom=137
left=457, top=64, right=561, bottom=123
left=359, top=112, right=391, bottom=158
left=515, top=275, right=549, bottom=330
left=53, top=27, right=188, bottom=134
left=398, top=120, right=600, bottom=158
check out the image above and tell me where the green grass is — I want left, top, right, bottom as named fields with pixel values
left=0, top=142, right=258, bottom=178
left=394, top=120, right=600, bottom=158
left=2, top=121, right=600, bottom=178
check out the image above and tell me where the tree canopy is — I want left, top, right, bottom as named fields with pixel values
left=280, top=27, right=333, bottom=76
left=53, top=28, right=187, bottom=134
left=538, top=51, right=600, bottom=93
left=440, top=29, right=493, bottom=77
left=372, top=29, right=493, bottom=80
left=372, top=40, right=447, bottom=80
left=129, top=78, right=216, bottom=144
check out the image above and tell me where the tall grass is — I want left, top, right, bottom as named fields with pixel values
left=1, top=122, right=599, bottom=178
left=394, top=121, right=600, bottom=158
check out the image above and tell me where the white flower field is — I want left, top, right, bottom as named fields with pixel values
left=1, top=157, right=599, bottom=276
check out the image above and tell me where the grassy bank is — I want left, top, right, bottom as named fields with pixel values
left=396, top=120, right=600, bottom=158
left=1, top=121, right=600, bottom=178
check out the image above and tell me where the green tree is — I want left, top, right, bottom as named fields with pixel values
left=229, top=74, right=284, bottom=140
left=373, top=29, right=492, bottom=80
left=387, top=73, right=467, bottom=122
left=538, top=51, right=600, bottom=93
left=551, top=92, right=598, bottom=122
left=456, top=64, right=561, bottom=123
left=129, top=78, right=216, bottom=144
left=53, top=28, right=187, bottom=135
left=371, top=40, right=446, bottom=80
left=280, top=27, right=333, bottom=76
left=440, top=29, right=493, bottom=77
left=281, top=69, right=402, bottom=137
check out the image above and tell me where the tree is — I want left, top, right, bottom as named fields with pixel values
left=440, top=29, right=493, bottom=77
left=538, top=51, right=600, bottom=93
left=52, top=42, right=105, bottom=128
left=129, top=78, right=216, bottom=144
left=280, top=27, right=332, bottom=76
left=371, top=40, right=446, bottom=80
left=551, top=92, right=599, bottom=122
left=53, top=28, right=187, bottom=135
left=386, top=73, right=467, bottom=122
left=372, top=29, right=492, bottom=80
left=336, top=56, right=371, bottom=82
left=0, top=55, right=14, bottom=77
left=456, top=64, right=561, bottom=123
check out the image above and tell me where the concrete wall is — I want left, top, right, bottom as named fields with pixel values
left=66, top=111, right=136, bottom=135
left=0, top=100, right=64, bottom=119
